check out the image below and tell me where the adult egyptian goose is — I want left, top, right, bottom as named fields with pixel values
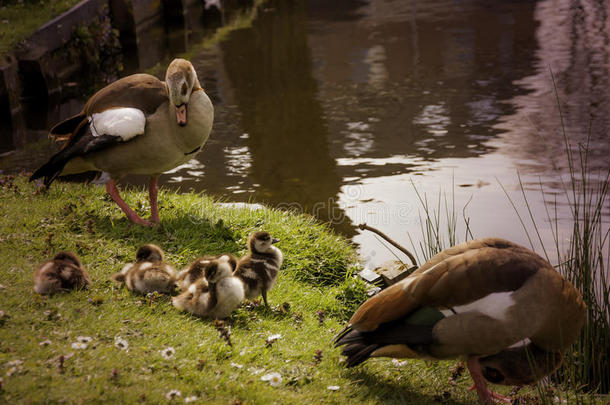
left=334, top=238, right=586, bottom=404
left=233, top=231, right=283, bottom=307
left=111, top=244, right=177, bottom=294
left=33, top=252, right=91, bottom=294
left=30, top=59, right=213, bottom=226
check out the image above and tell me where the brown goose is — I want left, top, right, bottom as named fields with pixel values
left=233, top=231, right=283, bottom=307
left=111, top=244, right=177, bottom=294
left=30, top=59, right=214, bottom=226
left=33, top=252, right=91, bottom=294
left=335, top=238, right=586, bottom=404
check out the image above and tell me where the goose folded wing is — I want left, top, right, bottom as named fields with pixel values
left=347, top=238, right=541, bottom=332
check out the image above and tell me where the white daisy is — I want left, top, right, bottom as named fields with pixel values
left=391, top=359, right=407, bottom=367
left=165, top=389, right=182, bottom=400
left=267, top=333, right=282, bottom=342
left=261, top=372, right=282, bottom=387
left=114, top=337, right=129, bottom=350
left=161, top=347, right=176, bottom=359
left=6, top=365, right=23, bottom=376
left=230, top=362, right=243, bottom=369
left=184, top=396, right=198, bottom=403
left=76, top=336, right=92, bottom=343
left=327, top=385, right=340, bottom=391
left=71, top=342, right=87, bottom=350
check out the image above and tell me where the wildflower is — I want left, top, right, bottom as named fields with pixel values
left=6, top=365, right=23, bottom=376
left=327, top=385, right=340, bottom=391
left=39, top=340, right=52, bottom=346
left=76, top=336, right=92, bottom=343
left=230, top=362, right=243, bottom=369
left=261, top=372, right=282, bottom=387
left=71, top=342, right=88, bottom=350
left=184, top=395, right=198, bottom=403
left=391, top=359, right=407, bottom=367
left=165, top=389, right=182, bottom=400
left=161, top=347, right=176, bottom=359
left=6, top=360, right=22, bottom=367
left=114, top=337, right=128, bottom=350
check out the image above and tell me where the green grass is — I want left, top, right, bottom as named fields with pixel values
left=0, top=0, right=82, bottom=58
left=0, top=174, right=526, bottom=404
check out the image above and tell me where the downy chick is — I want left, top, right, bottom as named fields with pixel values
left=233, top=231, right=283, bottom=307
left=172, top=255, right=244, bottom=319
left=175, top=254, right=237, bottom=291
left=111, top=244, right=177, bottom=294
left=33, top=252, right=91, bottom=294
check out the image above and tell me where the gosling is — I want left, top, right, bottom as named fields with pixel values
left=33, top=252, right=91, bottom=294
left=111, top=244, right=177, bottom=294
left=233, top=231, right=283, bottom=307
left=176, top=254, right=237, bottom=291
left=172, top=255, right=244, bottom=319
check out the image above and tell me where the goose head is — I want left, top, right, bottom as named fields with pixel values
left=478, top=343, right=563, bottom=386
left=165, top=58, right=201, bottom=126
left=248, top=231, right=280, bottom=254
left=136, top=244, right=164, bottom=263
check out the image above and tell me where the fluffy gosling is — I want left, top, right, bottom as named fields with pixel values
left=172, top=255, right=244, bottom=319
left=176, top=254, right=237, bottom=291
left=233, top=231, right=283, bottom=307
left=111, top=244, right=177, bottom=294
left=33, top=252, right=91, bottom=294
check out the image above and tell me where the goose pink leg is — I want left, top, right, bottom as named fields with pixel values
left=467, top=356, right=511, bottom=404
left=148, top=176, right=160, bottom=224
left=106, top=179, right=153, bottom=226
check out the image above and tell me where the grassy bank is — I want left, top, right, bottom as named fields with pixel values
left=0, top=175, right=488, bottom=404
left=0, top=0, right=81, bottom=58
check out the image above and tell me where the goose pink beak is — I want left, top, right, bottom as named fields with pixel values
left=176, top=104, right=187, bottom=126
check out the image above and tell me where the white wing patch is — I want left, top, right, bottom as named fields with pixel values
left=444, top=291, right=515, bottom=322
left=89, top=108, right=145, bottom=141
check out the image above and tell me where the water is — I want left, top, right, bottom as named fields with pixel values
left=3, top=0, right=610, bottom=270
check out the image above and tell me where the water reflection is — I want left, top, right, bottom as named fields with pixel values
left=497, top=0, right=610, bottom=180
left=216, top=0, right=353, bottom=234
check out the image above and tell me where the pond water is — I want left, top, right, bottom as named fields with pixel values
left=5, top=0, right=610, bottom=270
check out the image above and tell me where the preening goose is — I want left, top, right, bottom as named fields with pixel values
left=33, top=252, right=91, bottom=294
left=172, top=255, right=244, bottom=319
left=30, top=59, right=214, bottom=226
left=176, top=254, right=237, bottom=291
left=334, top=238, right=586, bottom=404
